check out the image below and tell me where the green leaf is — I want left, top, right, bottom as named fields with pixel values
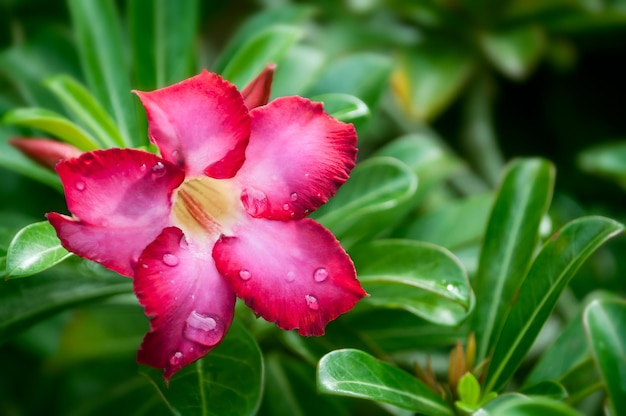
left=578, top=141, right=626, bottom=189
left=0, top=259, right=131, bottom=343
left=457, top=372, right=481, bottom=405
left=351, top=239, right=472, bottom=326
left=5, top=221, right=71, bottom=279
left=213, top=5, right=315, bottom=74
left=221, top=25, right=303, bottom=89
left=128, top=0, right=199, bottom=89
left=310, top=93, right=369, bottom=123
left=392, top=41, right=475, bottom=121
left=472, top=158, right=555, bottom=363
left=68, top=0, right=138, bottom=147
left=262, top=354, right=350, bottom=416
left=479, top=25, right=547, bottom=80
left=313, top=157, right=417, bottom=249
left=3, top=108, right=99, bottom=150
left=307, top=53, right=393, bottom=111
left=44, top=74, right=124, bottom=148
left=317, top=349, right=453, bottom=415
left=521, top=380, right=567, bottom=400
left=485, top=396, right=584, bottom=416
left=583, top=298, right=626, bottom=416
left=142, top=321, right=263, bottom=416
left=484, top=216, right=624, bottom=393
left=271, top=46, right=326, bottom=97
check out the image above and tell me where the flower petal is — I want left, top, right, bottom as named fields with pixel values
left=236, top=96, right=357, bottom=220
left=10, top=138, right=82, bottom=170
left=47, top=148, right=184, bottom=276
left=134, top=71, right=251, bottom=178
left=241, top=64, right=275, bottom=109
left=212, top=217, right=366, bottom=336
left=135, top=227, right=236, bottom=380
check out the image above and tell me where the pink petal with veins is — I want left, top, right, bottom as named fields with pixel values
left=48, top=149, right=184, bottom=276
left=135, top=227, right=236, bottom=380
left=236, top=97, right=357, bottom=220
left=134, top=71, right=250, bottom=178
left=213, top=217, right=366, bottom=336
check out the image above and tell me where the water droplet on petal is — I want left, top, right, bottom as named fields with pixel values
left=314, top=267, right=329, bottom=282
left=305, top=294, right=319, bottom=311
left=179, top=235, right=189, bottom=249
left=169, top=351, right=183, bottom=366
left=162, top=253, right=179, bottom=267
left=140, top=163, right=147, bottom=171
left=141, top=263, right=149, bottom=269
left=239, top=269, right=251, bottom=281
left=290, top=192, right=298, bottom=201
left=286, top=271, right=295, bottom=282
left=75, top=180, right=86, bottom=191
left=242, top=188, right=269, bottom=217
left=184, top=311, right=224, bottom=346
left=282, top=203, right=290, bottom=211
left=151, top=161, right=166, bottom=178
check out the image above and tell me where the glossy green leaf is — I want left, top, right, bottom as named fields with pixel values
left=485, top=396, right=584, bottom=416
left=472, top=158, right=555, bottom=363
left=578, top=141, right=626, bottom=189
left=313, top=157, right=418, bottom=249
left=5, top=221, right=71, bottom=279
left=458, top=372, right=481, bottom=405
left=68, top=0, right=138, bottom=147
left=0, top=259, right=131, bottom=343
left=213, top=5, right=315, bottom=74
left=311, top=93, right=369, bottom=123
left=307, top=53, right=393, bottom=111
left=351, top=239, right=472, bottom=326
left=521, top=380, right=567, bottom=400
left=142, top=321, right=263, bottom=416
left=221, top=25, right=303, bottom=89
left=317, top=349, right=453, bottom=415
left=44, top=74, right=124, bottom=148
left=128, top=0, right=198, bottom=89
left=392, top=42, right=474, bottom=121
left=485, top=216, right=624, bottom=393
left=479, top=25, right=547, bottom=80
left=271, top=45, right=326, bottom=97
left=583, top=298, right=626, bottom=416
left=262, top=354, right=349, bottom=416
left=3, top=108, right=99, bottom=150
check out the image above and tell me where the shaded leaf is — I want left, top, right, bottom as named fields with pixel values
left=578, top=141, right=626, bottom=189
left=521, top=380, right=568, bottom=400
left=3, top=108, right=99, bottom=150
left=313, top=157, right=418, bottom=249
left=351, top=239, right=472, bottom=326
left=311, top=93, right=369, bottom=123
left=317, top=349, right=453, bottom=415
left=142, top=321, right=263, bottom=416
left=485, top=216, right=624, bottom=393
left=271, top=46, right=326, bottom=97
left=68, top=0, right=138, bottom=147
left=485, top=396, right=584, bottom=416
left=583, top=298, right=626, bottom=416
left=472, top=158, right=555, bottom=363
left=44, top=74, right=124, bottom=148
left=5, top=221, right=71, bottom=279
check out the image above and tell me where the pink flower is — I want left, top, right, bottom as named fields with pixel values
left=47, top=70, right=366, bottom=380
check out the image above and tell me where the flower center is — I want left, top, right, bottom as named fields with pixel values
left=171, top=177, right=240, bottom=239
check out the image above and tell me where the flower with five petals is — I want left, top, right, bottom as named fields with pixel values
left=47, top=69, right=366, bottom=379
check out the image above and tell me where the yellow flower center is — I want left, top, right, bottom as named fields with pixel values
left=171, top=177, right=241, bottom=240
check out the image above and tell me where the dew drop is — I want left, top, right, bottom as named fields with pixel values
left=179, top=235, right=189, bottom=250
left=286, top=271, right=295, bottom=282
left=141, top=263, right=149, bottom=269
left=282, top=203, right=290, bottom=211
left=75, top=180, right=86, bottom=191
left=162, top=253, right=179, bottom=267
left=290, top=192, right=298, bottom=201
left=305, top=294, right=319, bottom=311
left=139, top=163, right=147, bottom=171
left=242, top=188, right=269, bottom=217
left=169, top=351, right=183, bottom=366
left=239, top=269, right=251, bottom=281
left=151, top=161, right=166, bottom=178
left=314, top=267, right=329, bottom=282
left=184, top=311, right=224, bottom=346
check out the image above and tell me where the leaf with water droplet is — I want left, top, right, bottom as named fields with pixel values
left=5, top=221, right=73, bottom=278
left=141, top=321, right=263, bottom=416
